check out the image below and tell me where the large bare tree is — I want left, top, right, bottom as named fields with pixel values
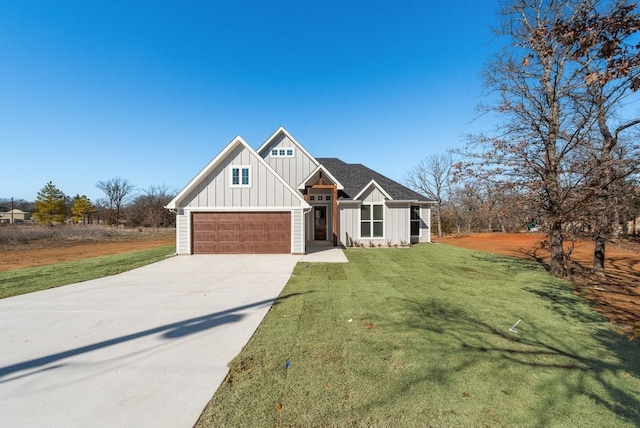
left=461, top=0, right=594, bottom=277
left=556, top=1, right=640, bottom=274
left=460, top=0, right=640, bottom=277
left=405, top=154, right=452, bottom=237
left=96, top=178, right=136, bottom=226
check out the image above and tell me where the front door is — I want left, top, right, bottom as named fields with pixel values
left=314, top=206, right=327, bottom=240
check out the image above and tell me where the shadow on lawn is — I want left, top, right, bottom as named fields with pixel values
left=390, top=294, right=640, bottom=426
left=0, top=292, right=306, bottom=383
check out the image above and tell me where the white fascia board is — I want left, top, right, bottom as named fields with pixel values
left=257, top=126, right=320, bottom=166
left=183, top=206, right=306, bottom=212
left=165, top=135, right=249, bottom=209
left=353, top=179, right=393, bottom=201
left=166, top=134, right=310, bottom=210
left=297, top=164, right=344, bottom=190
left=336, top=200, right=361, bottom=205
left=385, top=200, right=425, bottom=205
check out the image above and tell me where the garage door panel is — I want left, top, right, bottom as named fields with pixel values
left=219, top=243, right=243, bottom=253
left=267, top=230, right=287, bottom=241
left=218, top=231, right=241, bottom=241
left=192, top=212, right=290, bottom=254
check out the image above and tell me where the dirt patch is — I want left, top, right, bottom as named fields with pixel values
left=0, top=232, right=175, bottom=272
left=434, top=233, right=640, bottom=337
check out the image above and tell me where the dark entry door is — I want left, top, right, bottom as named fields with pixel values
left=314, top=206, right=327, bottom=240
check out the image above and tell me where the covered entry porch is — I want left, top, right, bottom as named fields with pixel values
left=301, top=166, right=341, bottom=248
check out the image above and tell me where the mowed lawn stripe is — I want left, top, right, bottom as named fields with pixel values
left=199, top=243, right=639, bottom=427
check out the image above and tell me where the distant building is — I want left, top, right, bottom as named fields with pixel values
left=0, top=209, right=31, bottom=224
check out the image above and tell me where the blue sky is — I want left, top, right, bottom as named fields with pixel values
left=0, top=1, right=499, bottom=203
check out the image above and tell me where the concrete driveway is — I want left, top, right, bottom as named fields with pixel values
left=0, top=255, right=300, bottom=427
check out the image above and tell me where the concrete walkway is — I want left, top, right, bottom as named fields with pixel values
left=0, top=255, right=299, bottom=428
left=301, top=244, right=349, bottom=263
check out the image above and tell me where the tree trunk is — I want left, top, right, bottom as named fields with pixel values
left=549, top=220, right=566, bottom=277
left=612, top=201, right=620, bottom=238
left=436, top=204, right=443, bottom=238
left=593, top=233, right=606, bottom=275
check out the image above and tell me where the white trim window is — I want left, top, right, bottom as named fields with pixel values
left=270, top=147, right=295, bottom=157
left=230, top=166, right=251, bottom=187
left=410, top=206, right=421, bottom=237
left=361, top=203, right=384, bottom=238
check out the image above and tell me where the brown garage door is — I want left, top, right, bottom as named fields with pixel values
left=192, top=212, right=291, bottom=254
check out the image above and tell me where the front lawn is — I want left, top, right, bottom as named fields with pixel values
left=0, top=245, right=175, bottom=299
left=197, top=244, right=640, bottom=427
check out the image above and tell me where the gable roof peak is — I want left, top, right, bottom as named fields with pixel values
left=257, top=127, right=319, bottom=166
left=165, top=134, right=310, bottom=210
left=298, top=164, right=344, bottom=190
left=353, top=179, right=393, bottom=200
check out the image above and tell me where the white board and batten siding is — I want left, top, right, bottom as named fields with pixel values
left=385, top=204, right=410, bottom=244
left=361, top=187, right=387, bottom=205
left=176, top=209, right=189, bottom=254
left=291, top=209, right=305, bottom=254
left=180, top=145, right=300, bottom=209
left=173, top=143, right=307, bottom=254
left=419, top=206, right=432, bottom=243
left=338, top=203, right=359, bottom=247
left=338, top=182, right=432, bottom=247
left=260, top=133, right=318, bottom=189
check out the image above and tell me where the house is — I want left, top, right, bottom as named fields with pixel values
left=165, top=127, right=433, bottom=254
left=0, top=209, right=31, bottom=224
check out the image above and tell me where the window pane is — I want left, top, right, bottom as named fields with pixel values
left=411, top=220, right=420, bottom=236
left=279, top=149, right=286, bottom=155
left=286, top=149, right=293, bottom=156
left=242, top=168, right=250, bottom=185
left=271, top=149, right=278, bottom=156
left=411, top=206, right=420, bottom=220
left=373, top=221, right=384, bottom=237
left=318, top=196, right=323, bottom=201
left=325, top=195, right=330, bottom=201
left=373, top=205, right=383, bottom=220
left=232, top=168, right=239, bottom=185
left=361, top=222, right=371, bottom=237
left=361, top=205, right=371, bottom=220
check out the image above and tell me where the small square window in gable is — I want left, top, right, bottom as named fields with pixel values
left=270, top=147, right=295, bottom=158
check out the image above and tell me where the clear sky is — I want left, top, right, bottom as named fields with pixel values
left=0, top=1, right=500, bottom=203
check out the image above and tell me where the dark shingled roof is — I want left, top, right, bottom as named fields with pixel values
left=316, top=158, right=431, bottom=202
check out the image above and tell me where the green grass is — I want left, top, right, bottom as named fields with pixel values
left=198, top=244, right=640, bottom=427
left=0, top=245, right=175, bottom=299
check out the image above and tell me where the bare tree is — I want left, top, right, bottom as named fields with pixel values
left=96, top=178, right=136, bottom=226
left=556, top=1, right=640, bottom=274
left=405, top=154, right=452, bottom=237
left=128, top=184, right=176, bottom=228
left=459, top=0, right=598, bottom=277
